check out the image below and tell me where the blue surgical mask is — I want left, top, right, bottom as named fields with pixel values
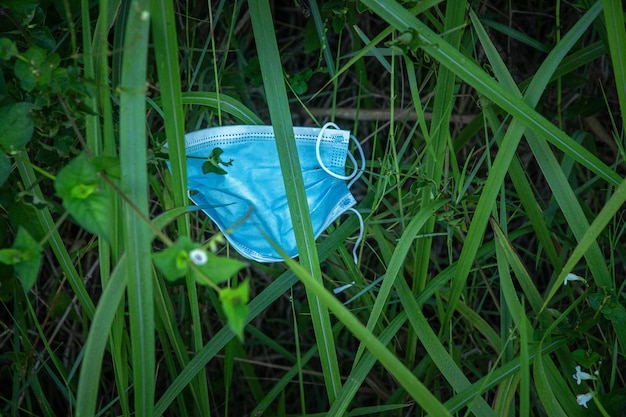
left=168, top=122, right=364, bottom=263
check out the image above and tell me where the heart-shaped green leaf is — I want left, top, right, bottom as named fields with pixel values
left=54, top=153, right=111, bottom=242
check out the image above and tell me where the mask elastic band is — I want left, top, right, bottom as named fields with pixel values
left=315, top=122, right=365, bottom=264
left=315, top=122, right=365, bottom=188
left=348, top=207, right=364, bottom=264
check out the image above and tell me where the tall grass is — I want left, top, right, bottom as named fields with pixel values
left=1, top=0, right=625, bottom=416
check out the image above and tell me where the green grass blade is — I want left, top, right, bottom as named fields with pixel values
left=601, top=0, right=626, bottom=127
left=533, top=351, right=568, bottom=417
left=308, top=0, right=335, bottom=77
left=151, top=92, right=263, bottom=125
left=393, top=276, right=498, bottom=417
left=541, top=176, right=626, bottom=311
left=150, top=1, right=211, bottom=415
left=276, top=249, right=453, bottom=416
left=358, top=199, right=447, bottom=360
left=524, top=129, right=611, bottom=287
left=75, top=256, right=128, bottom=417
left=326, top=313, right=407, bottom=417
left=75, top=206, right=202, bottom=417
left=248, top=0, right=342, bottom=403
left=118, top=2, right=154, bottom=415
left=440, top=339, right=565, bottom=413
left=491, top=219, right=545, bottom=317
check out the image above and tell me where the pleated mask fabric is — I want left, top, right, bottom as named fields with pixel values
left=169, top=122, right=364, bottom=263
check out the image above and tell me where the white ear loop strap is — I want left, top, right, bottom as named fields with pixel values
left=315, top=122, right=366, bottom=265
left=348, top=207, right=364, bottom=265
left=315, top=122, right=365, bottom=187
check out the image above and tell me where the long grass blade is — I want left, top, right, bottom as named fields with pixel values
left=150, top=1, right=211, bottom=415
left=118, top=1, right=154, bottom=415
left=601, top=0, right=626, bottom=127
left=248, top=0, right=343, bottom=403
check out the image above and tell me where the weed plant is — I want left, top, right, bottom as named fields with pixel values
left=0, top=0, right=625, bottom=416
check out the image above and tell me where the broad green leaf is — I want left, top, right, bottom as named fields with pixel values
left=0, top=102, right=35, bottom=151
left=54, top=153, right=111, bottom=242
left=588, top=291, right=626, bottom=326
left=13, top=47, right=44, bottom=91
left=219, top=280, right=250, bottom=340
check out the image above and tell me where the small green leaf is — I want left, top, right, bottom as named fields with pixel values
left=195, top=253, right=247, bottom=285
left=571, top=349, right=602, bottom=369
left=588, top=292, right=626, bottom=325
left=1, top=0, right=39, bottom=25
left=13, top=47, right=60, bottom=91
left=152, top=236, right=195, bottom=281
left=154, top=236, right=247, bottom=285
left=70, top=183, right=97, bottom=199
left=54, top=153, right=111, bottom=242
left=0, top=102, right=35, bottom=151
left=0, top=248, right=23, bottom=265
left=0, top=38, right=18, bottom=60
left=202, top=160, right=228, bottom=175
left=201, top=147, right=233, bottom=175
left=219, top=280, right=250, bottom=340
left=290, top=68, right=313, bottom=95
left=385, top=29, right=422, bottom=53
left=5, top=227, right=42, bottom=291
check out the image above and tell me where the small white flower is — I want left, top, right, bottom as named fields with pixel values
left=564, top=273, right=587, bottom=285
left=576, top=391, right=595, bottom=408
left=189, top=248, right=208, bottom=265
left=573, top=366, right=597, bottom=385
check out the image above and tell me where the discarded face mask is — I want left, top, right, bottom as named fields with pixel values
left=172, top=122, right=364, bottom=263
